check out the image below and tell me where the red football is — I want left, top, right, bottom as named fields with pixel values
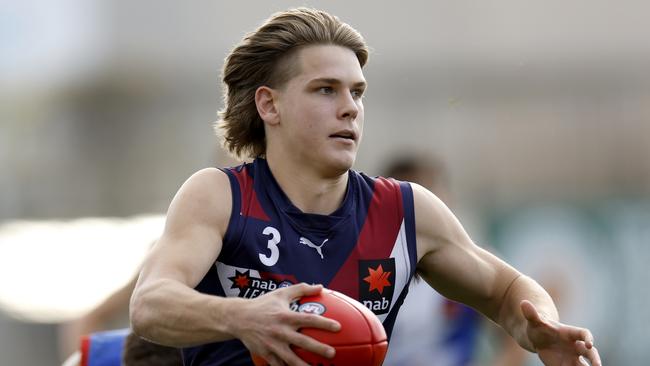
left=252, top=288, right=388, bottom=366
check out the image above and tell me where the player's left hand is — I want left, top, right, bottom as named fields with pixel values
left=521, top=300, right=602, bottom=366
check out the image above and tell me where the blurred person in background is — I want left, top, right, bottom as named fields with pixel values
left=61, top=328, right=129, bottom=366
left=129, top=7, right=600, bottom=366
left=58, top=272, right=138, bottom=358
left=61, top=329, right=182, bottom=366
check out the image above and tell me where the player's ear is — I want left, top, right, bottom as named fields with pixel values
left=255, top=86, right=280, bottom=126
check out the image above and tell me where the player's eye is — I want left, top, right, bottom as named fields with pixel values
left=318, top=86, right=334, bottom=95
left=351, top=89, right=365, bottom=99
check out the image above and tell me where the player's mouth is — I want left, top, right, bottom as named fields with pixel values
left=329, top=129, right=357, bottom=142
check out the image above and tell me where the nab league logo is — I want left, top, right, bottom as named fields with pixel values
left=358, top=258, right=396, bottom=315
left=299, top=237, right=329, bottom=259
left=228, top=269, right=293, bottom=299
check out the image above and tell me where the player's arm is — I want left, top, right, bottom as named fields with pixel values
left=411, top=183, right=600, bottom=365
left=411, top=182, right=548, bottom=349
left=129, top=167, right=237, bottom=346
left=129, top=168, right=339, bottom=365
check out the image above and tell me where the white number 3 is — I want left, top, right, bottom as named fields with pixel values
left=259, top=226, right=281, bottom=266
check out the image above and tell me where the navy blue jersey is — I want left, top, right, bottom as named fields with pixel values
left=182, top=158, right=418, bottom=365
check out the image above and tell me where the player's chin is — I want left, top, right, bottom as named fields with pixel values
left=315, top=143, right=357, bottom=171
left=328, top=151, right=357, bottom=171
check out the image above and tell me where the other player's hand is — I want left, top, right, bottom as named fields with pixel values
left=521, top=300, right=602, bottom=366
left=231, top=283, right=341, bottom=366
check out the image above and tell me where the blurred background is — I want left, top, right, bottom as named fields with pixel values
left=1, top=0, right=648, bottom=365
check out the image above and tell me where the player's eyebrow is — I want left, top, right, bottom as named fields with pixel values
left=308, top=78, right=367, bottom=89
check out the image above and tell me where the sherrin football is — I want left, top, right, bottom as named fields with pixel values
left=252, top=288, right=388, bottom=366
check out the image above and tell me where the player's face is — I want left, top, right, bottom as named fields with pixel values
left=275, top=45, right=366, bottom=175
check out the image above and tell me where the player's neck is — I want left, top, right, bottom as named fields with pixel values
left=265, top=156, right=348, bottom=215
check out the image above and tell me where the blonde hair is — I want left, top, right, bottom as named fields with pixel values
left=217, top=7, right=369, bottom=159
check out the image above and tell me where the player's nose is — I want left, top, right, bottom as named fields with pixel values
left=338, top=91, right=359, bottom=121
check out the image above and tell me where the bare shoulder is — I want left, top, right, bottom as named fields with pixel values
left=166, top=167, right=232, bottom=237
left=143, top=168, right=232, bottom=285
left=410, top=182, right=469, bottom=262
left=410, top=181, right=453, bottom=234
left=180, top=167, right=230, bottom=193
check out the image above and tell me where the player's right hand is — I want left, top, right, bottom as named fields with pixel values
left=229, top=283, right=341, bottom=366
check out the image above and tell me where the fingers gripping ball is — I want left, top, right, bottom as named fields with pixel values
left=252, top=289, right=388, bottom=366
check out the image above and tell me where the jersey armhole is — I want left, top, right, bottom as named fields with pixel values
left=218, top=167, right=244, bottom=258
left=398, top=181, right=418, bottom=275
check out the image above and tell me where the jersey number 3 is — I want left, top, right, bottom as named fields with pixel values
left=259, top=226, right=281, bottom=266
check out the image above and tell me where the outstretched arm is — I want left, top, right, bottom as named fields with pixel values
left=411, top=183, right=600, bottom=366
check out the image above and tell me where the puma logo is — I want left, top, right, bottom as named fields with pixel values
left=299, top=237, right=328, bottom=259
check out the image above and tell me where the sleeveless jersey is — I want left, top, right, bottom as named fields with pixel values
left=182, top=158, right=418, bottom=365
